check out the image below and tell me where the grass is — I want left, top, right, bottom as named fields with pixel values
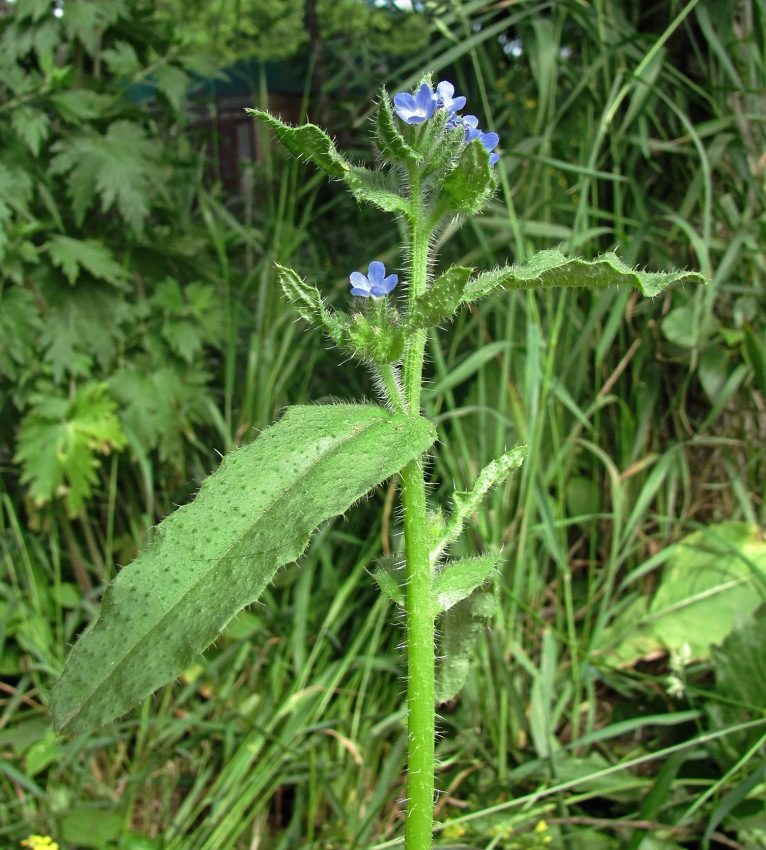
left=2, top=0, right=766, bottom=848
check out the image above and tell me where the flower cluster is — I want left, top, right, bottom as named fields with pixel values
left=393, top=80, right=500, bottom=166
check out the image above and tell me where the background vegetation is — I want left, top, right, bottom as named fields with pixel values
left=1, top=0, right=765, bottom=848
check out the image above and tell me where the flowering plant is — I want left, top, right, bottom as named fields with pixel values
left=50, top=76, right=704, bottom=849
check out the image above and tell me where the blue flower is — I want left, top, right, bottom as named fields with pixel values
left=393, top=83, right=438, bottom=124
left=463, top=115, right=500, bottom=165
left=350, top=261, right=398, bottom=299
left=435, top=81, right=466, bottom=115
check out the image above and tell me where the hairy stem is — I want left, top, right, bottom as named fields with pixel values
left=402, top=161, right=435, bottom=850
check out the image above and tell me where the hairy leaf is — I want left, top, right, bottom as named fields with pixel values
left=51, top=404, right=436, bottom=734
left=344, top=167, right=410, bottom=215
left=247, top=109, right=350, bottom=178
left=374, top=90, right=421, bottom=164
left=439, top=138, right=496, bottom=215
left=463, top=249, right=707, bottom=303
left=406, top=266, right=473, bottom=330
left=275, top=263, right=346, bottom=345
left=432, top=553, right=502, bottom=614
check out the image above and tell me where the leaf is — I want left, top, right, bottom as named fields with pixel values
left=439, top=138, right=496, bottom=215
left=51, top=404, right=436, bottom=734
left=463, top=249, right=707, bottom=303
left=0, top=287, right=43, bottom=382
left=11, top=106, right=51, bottom=156
left=599, top=522, right=766, bottom=666
left=46, top=235, right=126, bottom=287
left=437, top=589, right=496, bottom=703
left=372, top=556, right=405, bottom=607
left=344, top=166, right=410, bottom=215
left=406, top=266, right=473, bottom=330
left=246, top=109, right=350, bottom=178
left=15, top=383, right=127, bottom=517
left=374, top=89, right=421, bottom=163
left=432, top=446, right=527, bottom=563
left=155, top=64, right=190, bottom=114
left=275, top=263, right=346, bottom=345
left=50, top=121, right=164, bottom=233
left=432, top=553, right=502, bottom=614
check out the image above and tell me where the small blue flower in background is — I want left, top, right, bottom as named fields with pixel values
left=463, top=115, right=500, bottom=165
left=435, top=81, right=466, bottom=115
left=393, top=83, right=438, bottom=124
left=350, top=261, right=398, bottom=298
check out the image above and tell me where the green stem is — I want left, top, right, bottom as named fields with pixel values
left=401, top=161, right=435, bottom=850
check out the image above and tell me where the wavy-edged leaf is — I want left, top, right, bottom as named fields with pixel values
left=432, top=446, right=527, bottom=564
left=344, top=167, right=410, bottom=215
left=275, top=263, right=346, bottom=345
left=51, top=404, right=436, bottom=734
left=246, top=109, right=350, bottom=179
left=432, top=553, right=502, bottom=614
left=463, top=249, right=707, bottom=303
left=406, top=266, right=472, bottom=331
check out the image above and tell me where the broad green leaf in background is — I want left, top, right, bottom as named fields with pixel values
left=462, top=249, right=708, bottom=303
left=46, top=235, right=126, bottom=287
left=51, top=404, right=436, bottom=734
left=599, top=522, right=766, bottom=666
left=246, top=109, right=350, bottom=178
left=14, top=382, right=127, bottom=517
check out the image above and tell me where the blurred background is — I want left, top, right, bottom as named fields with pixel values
left=1, top=1, right=765, bottom=848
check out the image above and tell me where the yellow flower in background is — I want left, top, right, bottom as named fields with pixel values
left=20, top=836, right=60, bottom=850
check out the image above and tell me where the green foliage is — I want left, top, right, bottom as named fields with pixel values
left=51, top=404, right=435, bottom=733
left=14, top=383, right=127, bottom=517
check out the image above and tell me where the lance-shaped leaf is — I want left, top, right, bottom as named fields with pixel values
left=51, top=404, right=436, bottom=734
left=246, top=109, right=350, bottom=179
left=344, top=167, right=410, bottom=215
left=462, top=249, right=708, bottom=304
left=432, top=446, right=527, bottom=564
left=406, top=266, right=473, bottom=331
left=275, top=263, right=346, bottom=345
left=438, top=138, right=496, bottom=215
left=432, top=553, right=502, bottom=615
left=375, top=89, right=421, bottom=164
left=437, top=589, right=496, bottom=703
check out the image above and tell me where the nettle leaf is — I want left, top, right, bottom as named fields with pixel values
left=45, top=235, right=126, bottom=287
left=437, top=589, right=496, bottom=703
left=432, top=553, right=501, bottom=615
left=406, top=266, right=473, bottom=330
left=463, top=249, right=708, bottom=304
left=432, top=446, right=527, bottom=564
left=439, top=138, right=496, bottom=215
left=0, top=287, right=44, bottom=382
left=11, top=106, right=51, bottom=156
left=375, top=90, right=421, bottom=163
left=276, top=263, right=346, bottom=345
left=15, top=383, right=127, bottom=517
left=344, top=167, right=410, bottom=215
left=50, top=121, right=165, bottom=233
left=247, top=109, right=350, bottom=179
left=51, top=404, right=436, bottom=734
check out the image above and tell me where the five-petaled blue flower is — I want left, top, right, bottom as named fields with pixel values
left=435, top=81, right=466, bottom=115
left=463, top=115, right=500, bottom=166
left=350, top=261, right=398, bottom=299
left=393, top=83, right=438, bottom=125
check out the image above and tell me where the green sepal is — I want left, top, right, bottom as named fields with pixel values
left=275, top=263, right=346, bottom=345
left=372, top=556, right=405, bottom=608
left=437, top=588, right=497, bottom=703
left=439, top=138, right=497, bottom=215
left=346, top=312, right=405, bottom=364
left=246, top=109, right=350, bottom=179
left=344, top=166, right=410, bottom=215
left=421, top=122, right=466, bottom=181
left=432, top=446, right=527, bottom=564
left=406, top=266, right=473, bottom=331
left=432, top=552, right=502, bottom=614
left=375, top=89, right=421, bottom=164
left=50, top=403, right=437, bottom=734
left=462, top=249, right=708, bottom=304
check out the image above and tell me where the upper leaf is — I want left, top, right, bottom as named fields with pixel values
left=463, top=249, right=708, bottom=304
left=406, top=266, right=473, bottom=331
left=275, top=263, right=346, bottom=345
left=344, top=167, right=410, bottom=215
left=374, top=89, right=421, bottom=164
left=51, top=404, right=436, bottom=734
left=246, top=109, right=350, bottom=179
left=439, top=138, right=496, bottom=215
